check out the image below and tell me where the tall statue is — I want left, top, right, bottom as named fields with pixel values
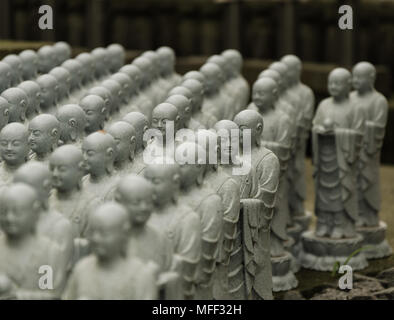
left=351, top=61, right=392, bottom=258
left=56, top=104, right=87, bottom=146
left=1, top=88, right=28, bottom=123
left=302, top=68, right=368, bottom=271
left=63, top=202, right=158, bottom=300
left=144, top=160, right=202, bottom=299
left=0, top=183, right=65, bottom=299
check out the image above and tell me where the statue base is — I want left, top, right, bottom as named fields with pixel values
left=271, top=251, right=298, bottom=292
left=357, top=221, right=392, bottom=259
left=292, top=210, right=312, bottom=232
left=284, top=230, right=301, bottom=273
left=300, top=230, right=369, bottom=271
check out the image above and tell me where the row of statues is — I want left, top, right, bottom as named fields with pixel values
left=0, top=40, right=390, bottom=299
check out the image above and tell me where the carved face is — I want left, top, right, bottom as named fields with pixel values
left=82, top=141, right=107, bottom=176
left=0, top=130, right=29, bottom=165
left=144, top=166, right=177, bottom=207
left=50, top=156, right=82, bottom=193
left=117, top=187, right=153, bottom=226
left=217, top=130, right=240, bottom=161
left=252, top=84, right=275, bottom=110
left=0, top=197, right=35, bottom=237
left=352, top=67, right=373, bottom=92
left=38, top=78, right=58, bottom=110
left=83, top=103, right=105, bottom=133
left=28, top=121, right=57, bottom=155
left=328, top=73, right=350, bottom=99
left=151, top=105, right=177, bottom=138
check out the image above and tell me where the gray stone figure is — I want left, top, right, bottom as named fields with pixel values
left=19, top=50, right=39, bottom=80
left=56, top=104, right=87, bottom=146
left=157, top=46, right=182, bottom=89
left=36, top=74, right=59, bottom=113
left=107, top=43, right=126, bottom=73
left=2, top=54, right=23, bottom=86
left=351, top=61, right=392, bottom=259
left=183, top=71, right=205, bottom=90
left=0, top=97, right=10, bottom=130
left=81, top=131, right=118, bottom=202
left=17, top=81, right=41, bottom=119
left=49, top=145, right=100, bottom=262
left=49, top=67, right=72, bottom=102
left=133, top=57, right=157, bottom=105
left=63, top=202, right=158, bottom=300
left=234, top=109, right=281, bottom=298
left=302, top=68, right=368, bottom=271
left=28, top=114, right=60, bottom=161
left=110, top=72, right=132, bottom=106
left=53, top=42, right=72, bottom=65
left=176, top=142, right=224, bottom=299
left=1, top=88, right=28, bottom=123
left=86, top=86, right=113, bottom=121
left=165, top=94, right=191, bottom=130
left=13, top=161, right=74, bottom=283
left=80, top=95, right=107, bottom=134
left=115, top=174, right=181, bottom=299
left=144, top=159, right=202, bottom=299
left=91, top=47, right=110, bottom=80
left=61, top=59, right=83, bottom=93
left=247, top=78, right=298, bottom=291
left=222, top=49, right=250, bottom=111
left=75, top=53, right=96, bottom=85
left=101, top=79, right=122, bottom=115
left=168, top=86, right=193, bottom=101
left=151, top=102, right=180, bottom=141
left=0, top=183, right=65, bottom=299
left=142, top=51, right=167, bottom=102
left=0, top=61, right=12, bottom=93
left=0, top=123, right=29, bottom=188
left=37, top=45, right=56, bottom=74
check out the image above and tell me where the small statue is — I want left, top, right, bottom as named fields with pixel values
left=56, top=104, right=87, bottom=146
left=36, top=74, right=59, bottom=113
left=91, top=47, right=110, bottom=80
left=0, top=97, right=10, bottom=130
left=142, top=51, right=168, bottom=102
left=351, top=61, right=391, bottom=258
left=17, top=81, right=41, bottom=119
left=19, top=50, right=39, bottom=80
left=0, top=123, right=29, bottom=188
left=49, top=67, right=72, bottom=103
left=0, top=183, right=66, bottom=299
left=61, top=59, right=83, bottom=93
left=110, top=72, right=132, bottom=106
left=101, top=79, right=122, bottom=115
left=1, top=88, right=28, bottom=123
left=80, top=95, right=107, bottom=134
left=133, top=57, right=157, bottom=105
left=302, top=68, right=368, bottom=271
left=157, top=46, right=182, bottom=89
left=75, top=53, right=96, bottom=85
left=62, top=202, right=159, bottom=300
left=0, top=61, right=12, bottom=93
left=107, top=43, right=126, bottom=73
left=86, top=86, right=113, bottom=121
left=13, top=161, right=74, bottom=280
left=2, top=54, right=23, bottom=85
left=183, top=71, right=205, bottom=90
left=37, top=45, right=56, bottom=74
left=53, top=41, right=72, bottom=65
left=165, top=94, right=192, bottom=130
left=144, top=160, right=202, bottom=299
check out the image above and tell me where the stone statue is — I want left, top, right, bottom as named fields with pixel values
left=110, top=72, right=132, bottom=106
left=13, top=161, right=74, bottom=281
left=75, top=53, right=96, bottom=85
left=0, top=61, right=12, bottom=93
left=2, top=54, right=23, bottom=85
left=80, top=95, right=107, bottom=134
left=0, top=183, right=65, bottom=299
left=142, top=51, right=168, bottom=102
left=101, top=79, right=122, bottom=115
left=91, top=47, right=110, bottom=80
left=86, top=86, right=113, bottom=121
left=17, top=81, right=41, bottom=119
left=222, top=49, right=250, bottom=111
left=56, top=104, right=87, bottom=146
left=157, top=46, right=182, bottom=89
left=36, top=74, right=59, bottom=113
left=302, top=68, right=368, bottom=271
left=165, top=94, right=192, bottom=130
left=107, top=43, right=126, bottom=73
left=183, top=71, right=205, bottom=90
left=1, top=88, right=28, bottom=123
left=53, top=41, right=72, bottom=65
left=0, top=97, right=10, bottom=131
left=19, top=50, right=39, bottom=80
left=133, top=57, right=156, bottom=105
left=115, top=174, right=181, bottom=299
left=37, top=45, right=56, bottom=74
left=49, top=67, right=72, bottom=103
left=0, top=123, right=29, bottom=189
left=351, top=61, right=392, bottom=258
left=28, top=114, right=60, bottom=162
left=61, top=59, right=83, bottom=93
left=63, top=202, right=158, bottom=300
left=175, top=142, right=224, bottom=299
left=144, top=159, right=202, bottom=299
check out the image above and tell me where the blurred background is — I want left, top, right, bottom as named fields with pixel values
left=0, top=0, right=393, bottom=162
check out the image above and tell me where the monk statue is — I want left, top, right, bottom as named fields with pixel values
left=13, top=161, right=74, bottom=278
left=2, top=54, right=23, bottom=85
left=110, top=72, right=133, bottom=107
left=19, top=49, right=39, bottom=80
left=183, top=71, right=205, bottom=90
left=28, top=114, right=60, bottom=162
left=133, top=57, right=157, bottom=106
left=0, top=123, right=29, bottom=189
left=234, top=109, right=281, bottom=298
left=75, top=53, right=96, bottom=85
left=101, top=79, right=122, bottom=115
left=17, top=81, right=41, bottom=119
left=107, top=43, right=125, bottom=73
left=0, top=183, right=66, bottom=299
left=351, top=62, right=391, bottom=258
left=0, top=97, right=10, bottom=131
left=53, top=41, right=72, bottom=65
left=175, top=142, right=224, bottom=299
left=36, top=74, right=59, bottom=113
left=49, top=67, right=72, bottom=104
left=37, top=45, right=56, bottom=73
left=142, top=51, right=168, bottom=102
left=1, top=88, right=28, bottom=123
left=56, top=104, right=87, bottom=146
left=86, top=86, right=113, bottom=121
left=144, top=159, right=202, bottom=299
left=157, top=46, right=182, bottom=90
left=165, top=94, right=192, bottom=130
left=61, top=59, right=83, bottom=94
left=115, top=174, right=181, bottom=299
left=80, top=95, right=107, bottom=134
left=91, top=47, right=111, bottom=80
left=63, top=202, right=158, bottom=300
left=0, top=61, right=12, bottom=93
left=302, top=68, right=368, bottom=271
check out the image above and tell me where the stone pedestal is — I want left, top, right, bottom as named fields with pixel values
left=300, top=230, right=369, bottom=271
left=357, top=221, right=392, bottom=259
left=284, top=229, right=301, bottom=273
left=293, top=210, right=312, bottom=232
left=271, top=251, right=298, bottom=292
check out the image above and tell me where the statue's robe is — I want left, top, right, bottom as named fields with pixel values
left=228, top=75, right=250, bottom=116
left=82, top=173, right=120, bottom=203
left=0, top=164, right=21, bottom=191
left=202, top=94, right=225, bottom=121
left=148, top=202, right=202, bottom=299
left=63, top=255, right=158, bottom=300
left=351, top=90, right=388, bottom=226
left=180, top=182, right=224, bottom=299
left=129, top=151, right=147, bottom=175
left=0, top=233, right=64, bottom=299
left=312, top=97, right=364, bottom=226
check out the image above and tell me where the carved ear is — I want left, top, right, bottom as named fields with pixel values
left=43, top=178, right=52, bottom=193
left=51, top=128, right=58, bottom=138
left=257, top=123, right=263, bottom=132
left=54, top=85, right=59, bottom=93
left=101, top=107, right=107, bottom=115
left=106, top=147, right=114, bottom=159
left=173, top=172, right=180, bottom=185
left=20, top=99, right=27, bottom=108
left=175, top=115, right=180, bottom=124
left=68, top=118, right=76, bottom=128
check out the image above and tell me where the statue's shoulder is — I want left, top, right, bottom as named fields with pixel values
left=73, top=255, right=97, bottom=275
